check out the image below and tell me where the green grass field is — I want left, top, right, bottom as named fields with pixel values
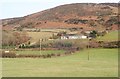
left=2, top=48, right=118, bottom=77
left=96, top=30, right=119, bottom=41
left=16, top=50, right=65, bottom=55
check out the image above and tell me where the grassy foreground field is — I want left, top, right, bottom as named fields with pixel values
left=96, top=30, right=119, bottom=41
left=2, top=48, right=118, bottom=77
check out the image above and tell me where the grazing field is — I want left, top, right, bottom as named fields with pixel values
left=15, top=50, right=65, bottom=55
left=27, top=32, right=54, bottom=42
left=96, top=30, right=119, bottom=41
left=40, top=28, right=70, bottom=33
left=2, top=48, right=118, bottom=77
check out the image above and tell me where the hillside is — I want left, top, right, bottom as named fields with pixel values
left=2, top=3, right=119, bottom=30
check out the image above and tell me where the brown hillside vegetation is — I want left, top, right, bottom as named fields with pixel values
left=2, top=3, right=119, bottom=30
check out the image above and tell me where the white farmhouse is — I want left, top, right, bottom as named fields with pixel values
left=61, top=34, right=87, bottom=40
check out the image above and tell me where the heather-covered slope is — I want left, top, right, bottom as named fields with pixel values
left=2, top=3, right=119, bottom=30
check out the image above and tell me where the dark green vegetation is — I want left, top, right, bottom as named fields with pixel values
left=2, top=48, right=118, bottom=77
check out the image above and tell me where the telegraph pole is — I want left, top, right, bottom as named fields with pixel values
left=39, top=39, right=42, bottom=55
left=88, top=38, right=89, bottom=60
left=88, top=38, right=91, bottom=60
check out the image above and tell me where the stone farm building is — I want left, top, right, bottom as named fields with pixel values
left=61, top=34, right=87, bottom=40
